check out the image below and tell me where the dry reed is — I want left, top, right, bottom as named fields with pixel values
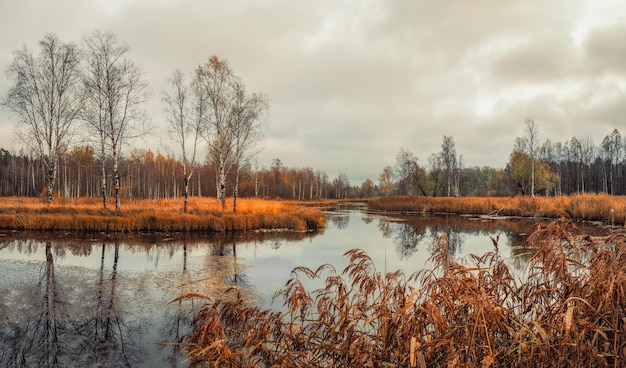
left=369, top=193, right=626, bottom=225
left=176, top=215, right=626, bottom=367
left=0, top=197, right=325, bottom=233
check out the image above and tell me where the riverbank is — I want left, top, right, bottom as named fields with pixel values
left=368, top=193, right=626, bottom=225
left=0, top=197, right=326, bottom=233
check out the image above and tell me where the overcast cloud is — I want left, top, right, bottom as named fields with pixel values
left=1, top=0, right=626, bottom=183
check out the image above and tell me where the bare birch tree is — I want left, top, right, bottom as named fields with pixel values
left=163, top=70, right=204, bottom=212
left=3, top=33, right=83, bottom=203
left=230, top=81, right=268, bottom=213
left=525, top=119, right=538, bottom=198
left=81, top=31, right=150, bottom=210
left=440, top=135, right=458, bottom=197
left=81, top=31, right=114, bottom=208
left=602, top=129, right=622, bottom=195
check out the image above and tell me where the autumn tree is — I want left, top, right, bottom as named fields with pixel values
left=378, top=166, right=395, bottom=197
left=195, top=56, right=240, bottom=209
left=394, top=148, right=420, bottom=196
left=540, top=139, right=562, bottom=196
left=81, top=31, right=150, bottom=210
left=360, top=178, right=376, bottom=197
left=332, top=173, right=350, bottom=198
left=507, top=149, right=557, bottom=195
left=3, top=33, right=83, bottom=203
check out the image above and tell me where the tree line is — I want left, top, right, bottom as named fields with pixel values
left=3, top=122, right=626, bottom=201
left=381, top=122, right=626, bottom=197
left=0, top=147, right=363, bottom=201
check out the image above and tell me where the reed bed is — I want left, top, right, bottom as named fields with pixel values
left=368, top=193, right=625, bottom=224
left=175, top=215, right=626, bottom=367
left=0, top=197, right=325, bottom=233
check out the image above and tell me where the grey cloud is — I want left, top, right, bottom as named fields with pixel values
left=490, top=39, right=577, bottom=83
left=584, top=23, right=626, bottom=74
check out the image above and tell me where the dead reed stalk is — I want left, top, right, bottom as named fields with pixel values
left=177, top=214, right=626, bottom=367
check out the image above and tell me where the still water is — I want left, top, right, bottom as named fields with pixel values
left=0, top=208, right=606, bottom=367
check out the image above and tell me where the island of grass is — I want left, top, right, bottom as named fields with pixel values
left=0, top=197, right=326, bottom=233
left=368, top=193, right=626, bottom=227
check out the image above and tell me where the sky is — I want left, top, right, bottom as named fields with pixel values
left=1, top=0, right=626, bottom=184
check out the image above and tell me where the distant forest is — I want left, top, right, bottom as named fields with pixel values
left=0, top=148, right=351, bottom=200
left=382, top=126, right=626, bottom=198
left=1, top=126, right=626, bottom=200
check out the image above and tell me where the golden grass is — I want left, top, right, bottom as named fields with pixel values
left=177, top=216, right=626, bottom=367
left=0, top=197, right=325, bottom=233
left=368, top=193, right=626, bottom=225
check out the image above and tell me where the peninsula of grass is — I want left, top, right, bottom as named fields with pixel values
left=0, top=197, right=325, bottom=233
left=368, top=193, right=626, bottom=225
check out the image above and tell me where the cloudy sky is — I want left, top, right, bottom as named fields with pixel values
left=1, top=0, right=626, bottom=184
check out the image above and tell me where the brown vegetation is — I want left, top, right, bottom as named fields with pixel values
left=0, top=197, right=325, bottom=233
left=175, top=216, right=626, bottom=367
left=368, top=193, right=626, bottom=225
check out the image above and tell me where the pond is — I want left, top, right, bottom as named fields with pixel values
left=0, top=207, right=609, bottom=367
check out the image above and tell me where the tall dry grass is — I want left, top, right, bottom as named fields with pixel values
left=176, top=215, right=626, bottom=367
left=369, top=193, right=626, bottom=225
left=0, top=197, right=325, bottom=233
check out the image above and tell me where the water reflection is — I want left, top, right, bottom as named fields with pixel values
left=0, top=231, right=318, bottom=367
left=79, top=243, right=147, bottom=367
left=0, top=242, right=68, bottom=366
left=0, top=242, right=149, bottom=367
left=368, top=212, right=609, bottom=268
left=329, top=213, right=350, bottom=229
left=0, top=211, right=610, bottom=367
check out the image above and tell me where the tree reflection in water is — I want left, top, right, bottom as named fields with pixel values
left=157, top=244, right=192, bottom=368
left=76, top=242, right=147, bottom=367
left=375, top=214, right=548, bottom=262
left=0, top=242, right=68, bottom=366
left=0, top=242, right=147, bottom=367
left=329, top=213, right=350, bottom=229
